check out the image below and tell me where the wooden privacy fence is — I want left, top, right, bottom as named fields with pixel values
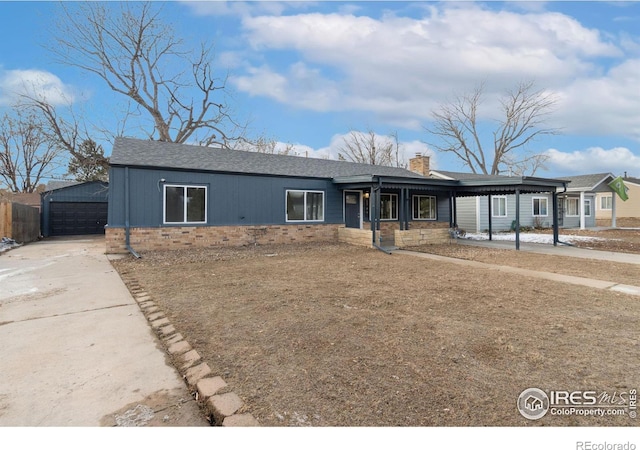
left=0, top=202, right=40, bottom=243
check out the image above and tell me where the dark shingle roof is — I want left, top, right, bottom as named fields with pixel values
left=110, top=137, right=423, bottom=179
left=624, top=176, right=640, bottom=185
left=560, top=173, right=613, bottom=191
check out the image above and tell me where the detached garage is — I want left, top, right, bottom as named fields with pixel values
left=41, top=181, right=109, bottom=237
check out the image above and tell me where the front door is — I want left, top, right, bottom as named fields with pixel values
left=345, top=192, right=361, bottom=229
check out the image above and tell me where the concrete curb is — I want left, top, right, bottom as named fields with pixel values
left=118, top=274, right=260, bottom=427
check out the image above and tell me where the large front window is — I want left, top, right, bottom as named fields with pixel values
left=286, top=190, right=324, bottom=222
left=532, top=197, right=548, bottom=217
left=380, top=193, right=398, bottom=220
left=164, top=185, right=207, bottom=224
left=492, top=196, right=507, bottom=217
left=413, top=195, right=437, bottom=220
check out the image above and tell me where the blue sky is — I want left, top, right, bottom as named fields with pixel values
left=1, top=1, right=639, bottom=182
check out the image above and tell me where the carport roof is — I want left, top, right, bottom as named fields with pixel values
left=333, top=174, right=568, bottom=195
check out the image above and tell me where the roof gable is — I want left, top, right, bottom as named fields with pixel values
left=560, top=173, right=614, bottom=191
left=110, top=137, right=422, bottom=179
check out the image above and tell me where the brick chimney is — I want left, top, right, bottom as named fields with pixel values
left=409, top=153, right=430, bottom=176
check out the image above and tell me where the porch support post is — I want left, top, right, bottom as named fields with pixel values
left=611, top=191, right=617, bottom=228
left=579, top=191, right=586, bottom=230
left=515, top=188, right=521, bottom=250
left=552, top=192, right=559, bottom=246
left=405, top=188, right=410, bottom=230
left=450, top=190, right=457, bottom=227
left=370, top=183, right=377, bottom=244
left=398, top=188, right=404, bottom=231
left=487, top=194, right=493, bottom=241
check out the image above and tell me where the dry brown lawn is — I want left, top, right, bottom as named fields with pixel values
left=112, top=232, right=640, bottom=427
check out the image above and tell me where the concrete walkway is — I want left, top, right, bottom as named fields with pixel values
left=0, top=236, right=207, bottom=426
left=394, top=242, right=640, bottom=297
left=457, top=238, right=640, bottom=265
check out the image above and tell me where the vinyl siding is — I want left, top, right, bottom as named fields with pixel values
left=455, top=193, right=555, bottom=232
left=108, top=167, right=344, bottom=228
left=455, top=197, right=479, bottom=233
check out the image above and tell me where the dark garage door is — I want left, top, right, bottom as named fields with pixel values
left=50, top=202, right=108, bottom=236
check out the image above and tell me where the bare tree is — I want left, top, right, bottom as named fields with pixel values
left=425, top=81, right=559, bottom=175
left=338, top=129, right=405, bottom=167
left=48, top=2, right=244, bottom=148
left=0, top=111, right=63, bottom=193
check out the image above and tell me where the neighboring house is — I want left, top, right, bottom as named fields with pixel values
left=596, top=175, right=640, bottom=226
left=106, top=138, right=568, bottom=253
left=559, top=173, right=617, bottom=229
left=431, top=170, right=617, bottom=232
left=40, top=181, right=109, bottom=237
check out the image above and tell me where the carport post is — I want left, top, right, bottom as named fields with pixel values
left=487, top=194, right=492, bottom=241
left=515, top=188, right=521, bottom=250
left=552, top=192, right=559, bottom=246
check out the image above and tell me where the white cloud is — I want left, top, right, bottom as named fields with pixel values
left=556, top=59, right=640, bottom=140
left=546, top=146, right=640, bottom=176
left=0, top=69, right=76, bottom=106
left=234, top=5, right=636, bottom=138
left=233, top=63, right=340, bottom=111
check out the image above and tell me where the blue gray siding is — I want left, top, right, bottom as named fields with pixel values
left=108, top=167, right=344, bottom=228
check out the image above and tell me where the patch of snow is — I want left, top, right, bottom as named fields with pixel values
left=0, top=237, right=21, bottom=254
left=463, top=233, right=607, bottom=245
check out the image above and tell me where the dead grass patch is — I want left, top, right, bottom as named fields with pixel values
left=112, top=242, right=640, bottom=426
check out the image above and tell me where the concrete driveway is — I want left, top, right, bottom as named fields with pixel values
left=0, top=236, right=207, bottom=426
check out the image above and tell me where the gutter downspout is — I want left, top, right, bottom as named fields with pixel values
left=124, top=167, right=141, bottom=258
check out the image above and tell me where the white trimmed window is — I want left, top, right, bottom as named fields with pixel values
left=492, top=196, right=507, bottom=217
left=532, top=197, right=548, bottom=217
left=413, top=195, right=437, bottom=220
left=164, top=185, right=207, bottom=224
left=566, top=198, right=591, bottom=217
left=600, top=195, right=612, bottom=210
left=286, top=190, right=324, bottom=222
left=380, top=193, right=398, bottom=220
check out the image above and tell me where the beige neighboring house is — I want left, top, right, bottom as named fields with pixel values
left=596, top=175, right=640, bottom=227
